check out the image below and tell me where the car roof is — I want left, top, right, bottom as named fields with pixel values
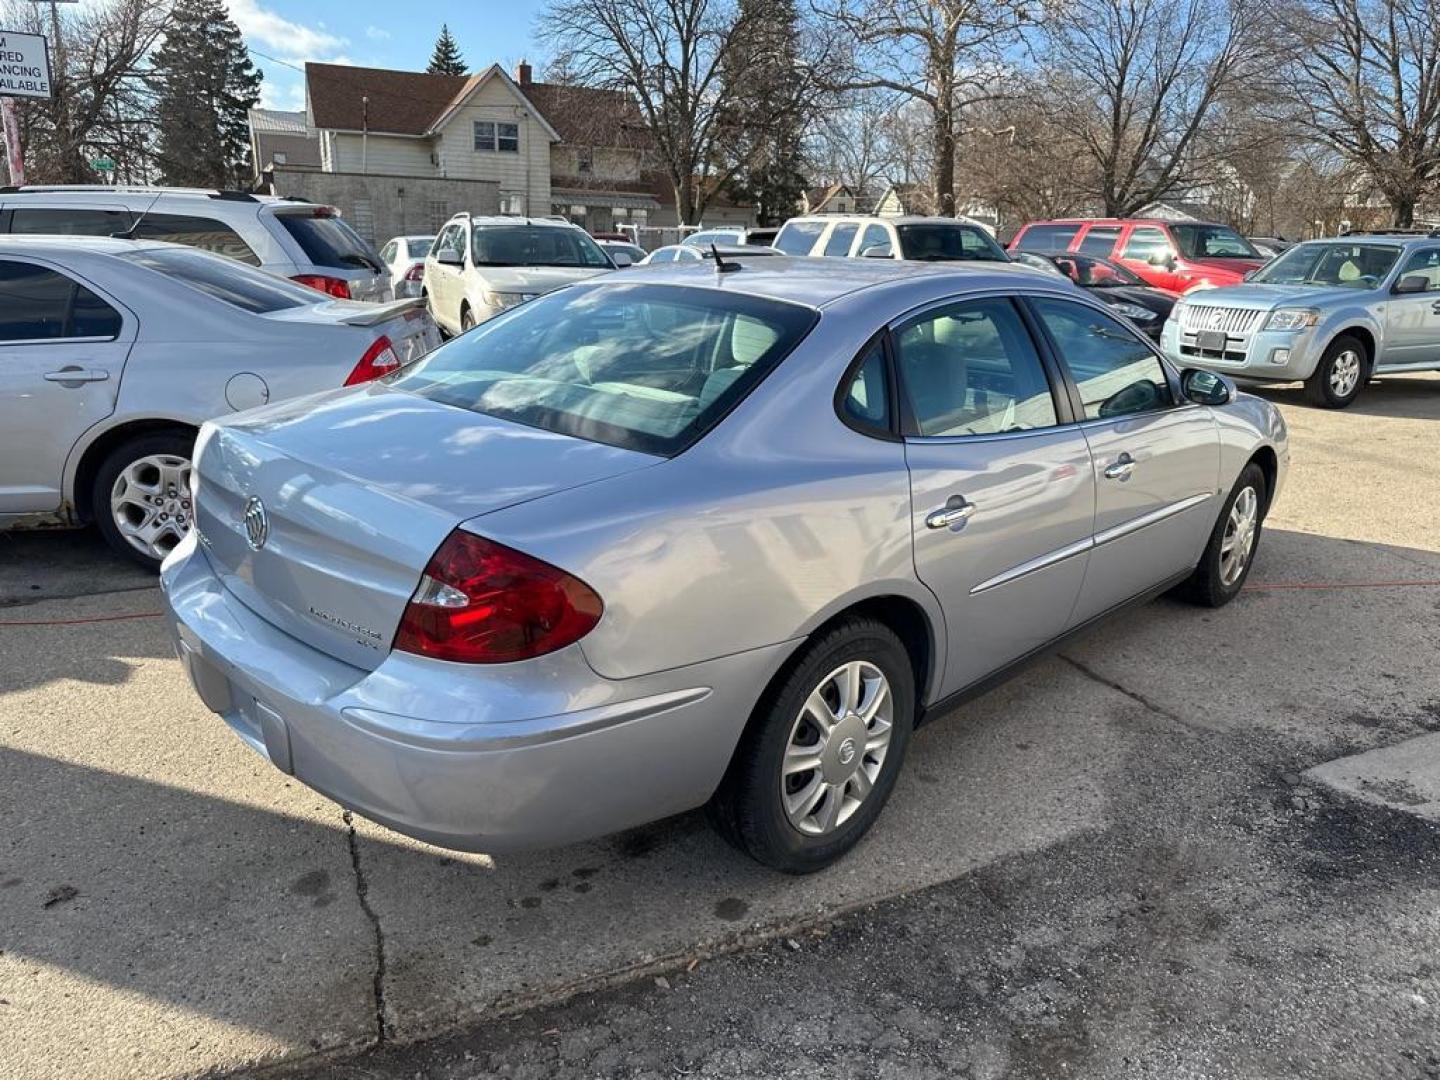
left=0, top=185, right=309, bottom=207
left=0, top=234, right=166, bottom=257
left=782, top=215, right=986, bottom=228
left=604, top=255, right=1049, bottom=308
left=1020, top=217, right=1229, bottom=229
left=457, top=215, right=585, bottom=230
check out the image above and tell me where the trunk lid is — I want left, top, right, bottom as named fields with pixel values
left=193, top=386, right=658, bottom=669
left=262, top=298, right=442, bottom=365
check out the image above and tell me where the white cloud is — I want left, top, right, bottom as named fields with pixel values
left=365, top=26, right=391, bottom=41
left=229, top=0, right=348, bottom=63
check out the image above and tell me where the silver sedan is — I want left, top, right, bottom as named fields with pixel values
left=162, top=258, right=1288, bottom=872
left=0, top=236, right=440, bottom=567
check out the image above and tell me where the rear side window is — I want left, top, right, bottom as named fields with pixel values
left=1030, top=297, right=1172, bottom=420
left=275, top=211, right=380, bottom=271
left=1014, top=224, right=1081, bottom=252
left=130, top=213, right=261, bottom=265
left=841, top=340, right=891, bottom=431
left=1078, top=226, right=1121, bottom=256
left=391, top=282, right=818, bottom=456
left=123, top=247, right=319, bottom=314
left=823, top=223, right=859, bottom=257
left=774, top=220, right=825, bottom=255
left=858, top=223, right=890, bottom=254
left=0, top=260, right=122, bottom=341
left=10, top=207, right=131, bottom=237
left=896, top=224, right=1008, bottom=262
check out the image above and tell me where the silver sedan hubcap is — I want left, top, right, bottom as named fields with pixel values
left=781, top=660, right=894, bottom=836
left=110, top=453, right=193, bottom=561
left=1329, top=350, right=1361, bottom=397
left=1219, top=485, right=1259, bottom=587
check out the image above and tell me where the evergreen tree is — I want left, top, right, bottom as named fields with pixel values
left=427, top=24, right=467, bottom=76
left=152, top=0, right=262, bottom=189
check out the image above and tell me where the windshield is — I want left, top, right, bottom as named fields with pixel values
left=471, top=225, right=612, bottom=268
left=389, top=283, right=817, bottom=456
left=1171, top=224, right=1259, bottom=260
left=1049, top=253, right=1145, bottom=287
left=123, top=247, right=320, bottom=313
left=895, top=224, right=1008, bottom=262
left=275, top=211, right=382, bottom=272
left=1252, top=242, right=1401, bottom=289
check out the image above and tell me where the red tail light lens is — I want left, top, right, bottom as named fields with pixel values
left=344, top=335, right=400, bottom=386
left=292, top=273, right=351, bottom=299
left=394, top=531, right=603, bottom=663
left=404, top=263, right=426, bottom=281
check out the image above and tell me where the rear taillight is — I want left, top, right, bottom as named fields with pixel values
left=344, top=335, right=400, bottom=386
left=394, top=530, right=602, bottom=663
left=292, top=274, right=351, bottom=299
left=404, top=263, right=425, bottom=282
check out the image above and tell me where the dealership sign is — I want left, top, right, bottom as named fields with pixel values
left=0, top=30, right=51, bottom=100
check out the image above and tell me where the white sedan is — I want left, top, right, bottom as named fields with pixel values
left=0, top=235, right=441, bottom=567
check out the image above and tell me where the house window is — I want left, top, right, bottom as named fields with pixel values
left=273, top=151, right=288, bottom=164
left=577, top=147, right=593, bottom=173
left=474, top=121, right=520, bottom=153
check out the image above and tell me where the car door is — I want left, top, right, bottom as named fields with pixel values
left=426, top=223, right=465, bottom=329
left=0, top=257, right=134, bottom=514
left=897, top=295, right=1096, bottom=696
left=1115, top=225, right=1183, bottom=291
left=1026, top=295, right=1219, bottom=625
left=1382, top=246, right=1440, bottom=369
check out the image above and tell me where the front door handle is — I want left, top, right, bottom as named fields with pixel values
left=926, top=495, right=976, bottom=529
left=44, top=366, right=109, bottom=385
left=1103, top=453, right=1136, bottom=481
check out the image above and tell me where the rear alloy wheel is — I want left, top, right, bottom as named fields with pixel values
left=1305, top=334, right=1366, bottom=408
left=709, top=617, right=914, bottom=873
left=92, top=433, right=196, bottom=569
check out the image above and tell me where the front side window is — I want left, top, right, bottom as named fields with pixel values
left=773, top=220, right=825, bottom=255
left=389, top=283, right=817, bottom=455
left=0, top=260, right=122, bottom=341
left=1030, top=297, right=1172, bottom=420
left=471, top=225, right=609, bottom=268
left=122, top=248, right=320, bottom=314
left=1119, top=226, right=1171, bottom=262
left=1252, top=242, right=1400, bottom=289
left=896, top=223, right=1008, bottom=262
left=895, top=298, right=1058, bottom=437
left=1394, top=247, right=1440, bottom=291
left=1014, top=223, right=1081, bottom=252
left=823, top=223, right=859, bottom=257
left=1077, top=226, right=1122, bottom=257
left=9, top=207, right=132, bottom=237
left=1171, top=224, right=1259, bottom=260
left=130, top=213, right=261, bottom=265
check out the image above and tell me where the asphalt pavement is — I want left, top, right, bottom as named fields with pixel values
left=2, top=373, right=1438, bottom=1080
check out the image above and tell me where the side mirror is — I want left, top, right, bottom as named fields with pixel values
left=435, top=248, right=462, bottom=267
left=861, top=243, right=894, bottom=259
left=1393, top=273, right=1429, bottom=294
left=609, top=250, right=634, bottom=268
left=1181, top=367, right=1232, bottom=406
left=1148, top=250, right=1176, bottom=268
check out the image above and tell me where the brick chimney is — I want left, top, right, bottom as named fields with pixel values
left=516, top=60, right=532, bottom=86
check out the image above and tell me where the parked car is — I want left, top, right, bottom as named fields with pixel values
left=1159, top=232, right=1440, bottom=407
left=162, top=256, right=1287, bottom=873
left=597, top=239, right=646, bottom=267
left=1009, top=217, right=1266, bottom=292
left=774, top=215, right=1009, bottom=262
left=1248, top=236, right=1293, bottom=259
left=641, top=244, right=781, bottom=265
left=681, top=226, right=779, bottom=248
left=379, top=234, right=435, bottom=298
left=1011, top=251, right=1179, bottom=339
left=0, top=236, right=440, bottom=567
left=422, top=214, right=615, bottom=335
left=0, top=185, right=392, bottom=300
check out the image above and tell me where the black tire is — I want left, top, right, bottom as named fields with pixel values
left=1304, top=334, right=1367, bottom=408
left=708, top=617, right=916, bottom=873
left=1175, top=462, right=1267, bottom=608
left=91, top=431, right=197, bottom=571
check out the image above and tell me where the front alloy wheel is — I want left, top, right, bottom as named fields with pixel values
left=1218, top=484, right=1259, bottom=588
left=1305, top=334, right=1367, bottom=408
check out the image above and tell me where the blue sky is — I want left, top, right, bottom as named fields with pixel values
left=229, top=0, right=551, bottom=112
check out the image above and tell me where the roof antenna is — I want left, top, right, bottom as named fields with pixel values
left=112, top=192, right=162, bottom=241
left=711, top=242, right=740, bottom=273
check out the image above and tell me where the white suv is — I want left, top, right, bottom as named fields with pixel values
left=423, top=214, right=615, bottom=334
left=0, top=185, right=391, bottom=301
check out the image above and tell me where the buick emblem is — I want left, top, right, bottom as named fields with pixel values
left=242, top=496, right=269, bottom=551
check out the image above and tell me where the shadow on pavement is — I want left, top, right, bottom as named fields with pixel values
left=1246, top=371, right=1440, bottom=420
left=0, top=526, right=154, bottom=607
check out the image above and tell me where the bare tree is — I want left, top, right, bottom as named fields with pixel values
left=1035, top=0, right=1263, bottom=216
left=808, top=90, right=903, bottom=198
left=1277, top=0, right=1440, bottom=227
left=954, top=92, right=1092, bottom=228
left=817, top=0, right=1031, bottom=216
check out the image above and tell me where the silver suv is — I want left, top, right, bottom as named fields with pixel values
left=1159, top=231, right=1440, bottom=407
left=0, top=185, right=391, bottom=301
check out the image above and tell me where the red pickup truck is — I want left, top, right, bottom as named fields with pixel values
left=1008, top=218, right=1267, bottom=292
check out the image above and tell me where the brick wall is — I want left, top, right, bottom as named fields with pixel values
left=265, top=167, right=502, bottom=246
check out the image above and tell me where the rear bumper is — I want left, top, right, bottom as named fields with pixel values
left=159, top=534, right=788, bottom=852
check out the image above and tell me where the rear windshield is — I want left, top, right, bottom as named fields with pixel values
left=896, top=223, right=1008, bottom=261
left=1251, top=242, right=1401, bottom=289
left=276, top=211, right=382, bottom=271
left=389, top=283, right=817, bottom=456
left=472, top=225, right=611, bottom=268
left=1171, top=224, right=1259, bottom=260
left=123, top=247, right=320, bottom=313
left=773, top=220, right=826, bottom=255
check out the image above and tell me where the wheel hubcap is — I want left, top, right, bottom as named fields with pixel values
left=1329, top=351, right=1361, bottom=397
left=110, top=453, right=193, bottom=561
left=1219, top=485, right=1259, bottom=587
left=781, top=660, right=894, bottom=837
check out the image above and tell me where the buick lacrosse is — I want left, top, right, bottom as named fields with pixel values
left=162, top=257, right=1288, bottom=872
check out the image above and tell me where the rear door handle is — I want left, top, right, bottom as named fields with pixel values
left=1103, top=453, right=1135, bottom=481
left=926, top=495, right=976, bottom=529
left=44, top=366, right=109, bottom=384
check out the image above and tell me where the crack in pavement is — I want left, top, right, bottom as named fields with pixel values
left=1058, top=653, right=1203, bottom=731
left=343, top=810, right=389, bottom=1045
